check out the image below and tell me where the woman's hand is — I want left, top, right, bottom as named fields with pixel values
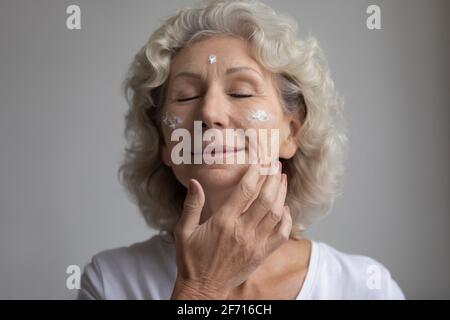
left=170, top=162, right=292, bottom=299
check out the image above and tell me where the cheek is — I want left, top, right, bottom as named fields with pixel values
left=160, top=108, right=195, bottom=143
left=161, top=111, right=183, bottom=130
left=160, top=110, right=187, bottom=167
left=235, top=105, right=291, bottom=159
left=247, top=109, right=270, bottom=122
left=234, top=105, right=279, bottom=130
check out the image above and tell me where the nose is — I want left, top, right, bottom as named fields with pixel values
left=199, top=87, right=230, bottom=130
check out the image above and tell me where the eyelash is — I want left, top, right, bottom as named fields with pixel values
left=176, top=93, right=253, bottom=102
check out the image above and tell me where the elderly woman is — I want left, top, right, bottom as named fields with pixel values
left=79, top=0, right=404, bottom=300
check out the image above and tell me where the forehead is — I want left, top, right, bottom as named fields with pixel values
left=169, top=36, right=266, bottom=78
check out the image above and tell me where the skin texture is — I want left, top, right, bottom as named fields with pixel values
left=161, top=36, right=311, bottom=299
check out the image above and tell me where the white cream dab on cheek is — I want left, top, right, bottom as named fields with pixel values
left=162, top=112, right=183, bottom=129
left=248, top=109, right=270, bottom=122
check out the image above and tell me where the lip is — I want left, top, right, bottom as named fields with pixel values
left=191, top=145, right=246, bottom=155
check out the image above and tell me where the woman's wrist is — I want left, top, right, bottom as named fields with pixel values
left=171, top=276, right=229, bottom=300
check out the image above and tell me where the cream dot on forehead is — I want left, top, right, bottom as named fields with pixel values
left=162, top=112, right=182, bottom=129
left=248, top=109, right=270, bottom=122
left=208, top=54, right=217, bottom=64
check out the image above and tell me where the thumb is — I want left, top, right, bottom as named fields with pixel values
left=179, top=179, right=205, bottom=234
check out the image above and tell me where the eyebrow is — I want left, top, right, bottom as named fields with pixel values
left=173, top=71, right=202, bottom=80
left=226, top=66, right=262, bottom=78
left=173, top=66, right=263, bottom=80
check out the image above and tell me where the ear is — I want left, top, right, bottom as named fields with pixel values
left=279, top=107, right=305, bottom=159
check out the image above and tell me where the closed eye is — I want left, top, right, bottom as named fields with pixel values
left=176, top=93, right=252, bottom=102
left=176, top=96, right=200, bottom=102
left=229, top=93, right=253, bottom=98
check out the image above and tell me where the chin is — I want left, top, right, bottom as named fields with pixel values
left=190, top=163, right=248, bottom=190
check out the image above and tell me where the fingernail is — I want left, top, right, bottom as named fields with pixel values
left=188, top=179, right=197, bottom=195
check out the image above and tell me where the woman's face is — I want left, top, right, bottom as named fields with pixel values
left=161, top=36, right=301, bottom=190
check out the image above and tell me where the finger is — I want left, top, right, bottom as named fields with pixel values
left=221, top=163, right=267, bottom=217
left=265, top=205, right=293, bottom=252
left=255, top=173, right=288, bottom=238
left=239, top=161, right=282, bottom=227
left=177, top=179, right=205, bottom=237
left=247, top=131, right=269, bottom=166
left=273, top=205, right=293, bottom=240
left=257, top=131, right=274, bottom=175
left=240, top=135, right=272, bottom=211
left=247, top=132, right=259, bottom=165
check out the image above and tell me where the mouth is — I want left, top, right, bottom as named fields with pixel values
left=191, top=145, right=246, bottom=157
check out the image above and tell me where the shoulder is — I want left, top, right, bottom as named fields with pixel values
left=78, top=233, right=177, bottom=300
left=308, top=241, right=405, bottom=300
left=90, top=233, right=175, bottom=273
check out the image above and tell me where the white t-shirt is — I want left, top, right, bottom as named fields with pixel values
left=78, top=234, right=405, bottom=300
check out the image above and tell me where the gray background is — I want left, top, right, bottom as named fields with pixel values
left=0, top=0, right=449, bottom=299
